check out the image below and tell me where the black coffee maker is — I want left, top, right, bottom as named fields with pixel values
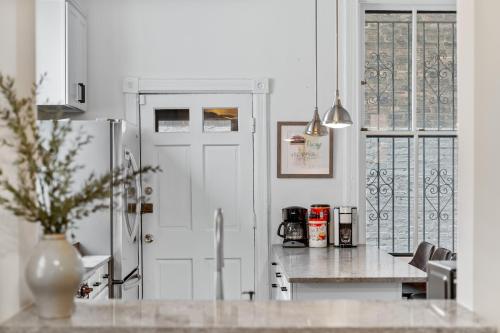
left=277, top=206, right=308, bottom=247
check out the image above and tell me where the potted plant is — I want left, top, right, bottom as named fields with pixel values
left=0, top=75, right=158, bottom=319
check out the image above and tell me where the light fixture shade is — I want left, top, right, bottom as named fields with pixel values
left=322, top=97, right=353, bottom=129
left=305, top=107, right=328, bottom=136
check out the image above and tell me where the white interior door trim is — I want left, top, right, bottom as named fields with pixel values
left=123, top=77, right=269, bottom=94
left=123, top=77, right=271, bottom=300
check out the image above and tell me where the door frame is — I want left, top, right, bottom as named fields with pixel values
left=123, top=77, right=271, bottom=300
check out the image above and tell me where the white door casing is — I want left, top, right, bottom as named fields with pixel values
left=123, top=78, right=270, bottom=300
left=141, top=93, right=255, bottom=300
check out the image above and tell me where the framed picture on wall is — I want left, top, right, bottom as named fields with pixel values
left=277, top=121, right=333, bottom=178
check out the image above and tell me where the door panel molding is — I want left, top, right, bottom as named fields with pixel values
left=130, top=80, right=270, bottom=300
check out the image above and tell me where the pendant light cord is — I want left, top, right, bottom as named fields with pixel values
left=336, top=0, right=339, bottom=98
left=314, top=0, right=318, bottom=109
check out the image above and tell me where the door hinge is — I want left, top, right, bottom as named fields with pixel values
left=252, top=210, right=257, bottom=230
left=141, top=203, right=154, bottom=214
left=250, top=117, right=256, bottom=133
left=139, top=95, right=146, bottom=105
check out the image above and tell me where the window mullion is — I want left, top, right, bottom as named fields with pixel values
left=411, top=8, right=418, bottom=132
left=411, top=8, right=420, bottom=252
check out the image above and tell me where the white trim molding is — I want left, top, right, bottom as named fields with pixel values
left=123, top=77, right=271, bottom=300
left=359, top=0, right=456, bottom=8
left=123, top=77, right=269, bottom=94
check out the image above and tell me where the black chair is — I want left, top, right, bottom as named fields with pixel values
left=409, top=241, right=435, bottom=272
left=430, top=247, right=452, bottom=261
left=403, top=242, right=435, bottom=299
left=407, top=246, right=453, bottom=300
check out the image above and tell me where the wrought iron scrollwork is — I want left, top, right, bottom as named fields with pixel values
left=423, top=168, right=454, bottom=222
left=364, top=52, right=395, bottom=108
left=420, top=22, right=457, bottom=130
left=366, top=168, right=393, bottom=222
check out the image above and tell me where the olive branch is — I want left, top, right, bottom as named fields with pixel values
left=0, top=74, right=159, bottom=234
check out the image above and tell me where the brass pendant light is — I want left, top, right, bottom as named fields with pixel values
left=305, top=0, right=328, bottom=136
left=322, top=0, right=353, bottom=128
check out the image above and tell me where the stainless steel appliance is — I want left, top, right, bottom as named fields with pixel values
left=427, top=260, right=457, bottom=299
left=39, top=120, right=142, bottom=300
left=332, top=207, right=358, bottom=247
left=277, top=207, right=308, bottom=247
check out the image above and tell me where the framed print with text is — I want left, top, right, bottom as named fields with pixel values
left=277, top=121, right=333, bottom=178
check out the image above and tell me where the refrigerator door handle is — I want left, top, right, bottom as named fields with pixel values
left=122, top=272, right=142, bottom=291
left=123, top=149, right=142, bottom=242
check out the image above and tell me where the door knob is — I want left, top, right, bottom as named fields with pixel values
left=144, top=234, right=154, bottom=243
left=144, top=186, right=153, bottom=195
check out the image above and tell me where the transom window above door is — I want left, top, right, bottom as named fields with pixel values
left=203, top=108, right=239, bottom=133
left=155, top=109, right=190, bottom=133
left=154, top=107, right=240, bottom=133
left=361, top=8, right=457, bottom=254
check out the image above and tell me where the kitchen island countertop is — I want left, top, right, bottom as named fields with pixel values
left=272, top=244, right=427, bottom=283
left=0, top=299, right=494, bottom=333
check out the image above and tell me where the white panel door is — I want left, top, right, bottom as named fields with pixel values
left=141, top=94, right=255, bottom=300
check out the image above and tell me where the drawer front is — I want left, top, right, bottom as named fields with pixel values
left=271, top=282, right=279, bottom=300
left=270, top=259, right=291, bottom=300
left=78, top=264, right=109, bottom=300
left=277, top=284, right=291, bottom=300
left=270, top=260, right=279, bottom=300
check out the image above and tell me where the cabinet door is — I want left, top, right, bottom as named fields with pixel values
left=67, top=1, right=87, bottom=111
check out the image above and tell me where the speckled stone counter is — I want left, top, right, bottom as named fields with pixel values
left=0, top=300, right=494, bottom=333
left=272, top=244, right=427, bottom=283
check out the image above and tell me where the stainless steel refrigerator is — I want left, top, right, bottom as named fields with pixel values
left=39, top=119, right=142, bottom=300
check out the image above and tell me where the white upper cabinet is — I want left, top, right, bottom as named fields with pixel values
left=36, top=0, right=88, bottom=112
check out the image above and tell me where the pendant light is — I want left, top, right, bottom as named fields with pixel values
left=322, top=0, right=353, bottom=128
left=305, top=0, right=328, bottom=136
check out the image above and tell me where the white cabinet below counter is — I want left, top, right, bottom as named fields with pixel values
left=270, top=244, right=427, bottom=301
left=36, top=0, right=88, bottom=112
left=270, top=261, right=291, bottom=301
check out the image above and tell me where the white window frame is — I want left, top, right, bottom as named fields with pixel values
left=357, top=0, right=457, bottom=252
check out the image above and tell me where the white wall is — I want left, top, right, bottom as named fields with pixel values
left=80, top=0, right=357, bottom=244
left=457, top=0, right=500, bottom=327
left=0, top=0, right=37, bottom=323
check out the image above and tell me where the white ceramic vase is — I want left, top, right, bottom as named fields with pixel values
left=25, top=234, right=84, bottom=319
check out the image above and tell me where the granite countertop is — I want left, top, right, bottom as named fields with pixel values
left=0, top=300, right=494, bottom=333
left=272, top=244, right=427, bottom=283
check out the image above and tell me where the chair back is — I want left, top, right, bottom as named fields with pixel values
left=409, top=241, right=435, bottom=272
left=430, top=247, right=452, bottom=261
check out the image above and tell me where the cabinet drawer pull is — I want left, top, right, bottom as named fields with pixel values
left=275, top=272, right=282, bottom=278
left=77, top=83, right=86, bottom=103
left=271, top=262, right=277, bottom=266
left=271, top=284, right=278, bottom=288
left=281, top=287, right=287, bottom=292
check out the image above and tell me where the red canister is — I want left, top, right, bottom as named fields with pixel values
left=309, top=204, right=330, bottom=222
left=308, top=204, right=330, bottom=247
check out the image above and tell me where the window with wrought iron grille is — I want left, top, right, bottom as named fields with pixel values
left=361, top=8, right=457, bottom=254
